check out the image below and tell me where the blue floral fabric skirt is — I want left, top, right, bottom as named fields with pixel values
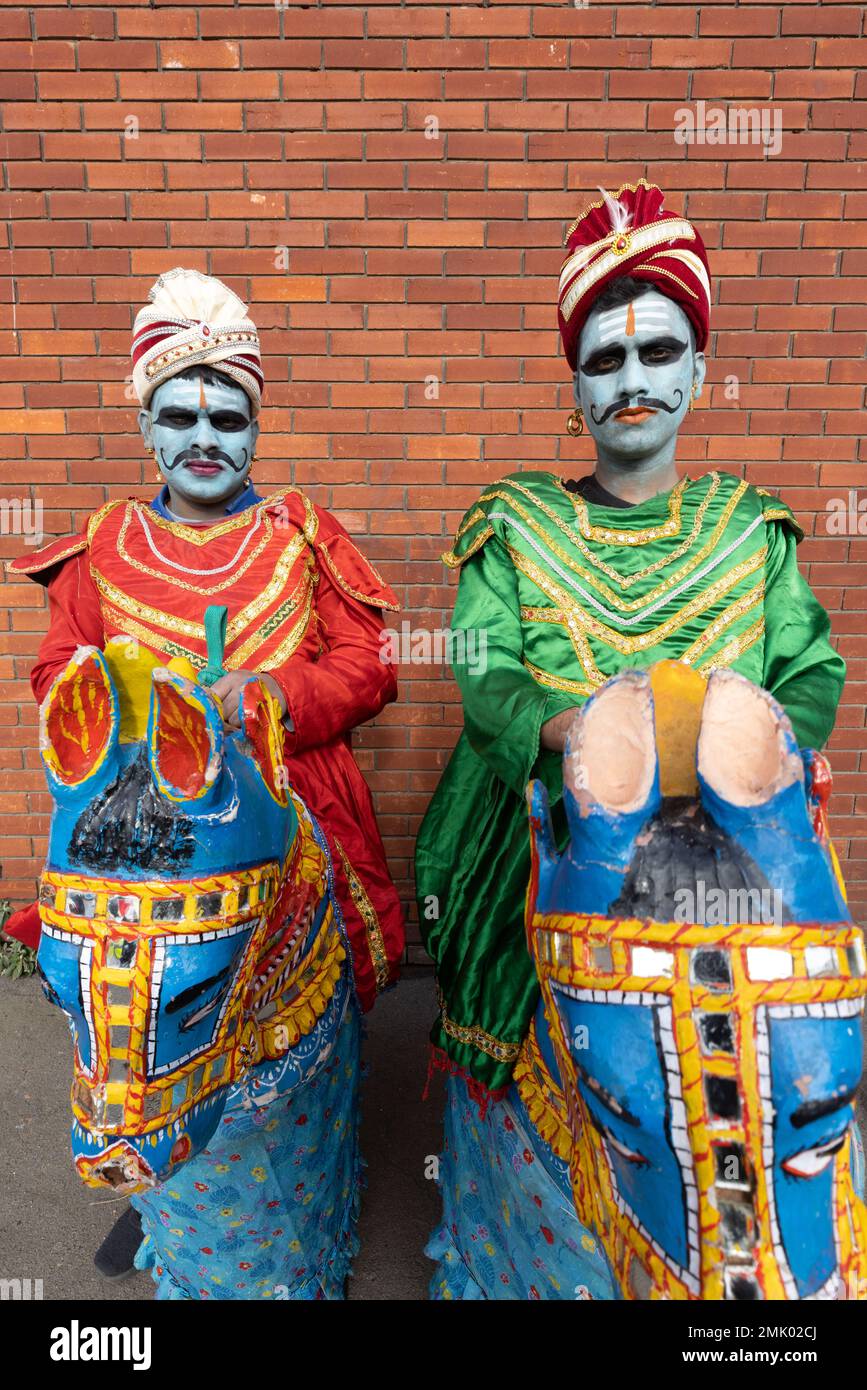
left=427, top=1073, right=617, bottom=1300
left=132, top=974, right=362, bottom=1300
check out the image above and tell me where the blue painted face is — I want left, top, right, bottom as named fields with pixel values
left=35, top=648, right=305, bottom=1192
left=767, top=1008, right=863, bottom=1297
left=554, top=991, right=697, bottom=1285
left=139, top=372, right=258, bottom=507
left=576, top=291, right=705, bottom=465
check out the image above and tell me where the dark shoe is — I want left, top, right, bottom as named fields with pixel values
left=93, top=1205, right=143, bottom=1281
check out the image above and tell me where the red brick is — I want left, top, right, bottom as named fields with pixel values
left=1, top=2, right=866, bottom=926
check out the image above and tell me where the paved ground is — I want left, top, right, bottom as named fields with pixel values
left=0, top=969, right=442, bottom=1301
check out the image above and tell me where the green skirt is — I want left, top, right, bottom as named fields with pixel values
left=415, top=732, right=569, bottom=1093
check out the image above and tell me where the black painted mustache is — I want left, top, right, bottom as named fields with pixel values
left=590, top=390, right=684, bottom=426
left=160, top=447, right=249, bottom=474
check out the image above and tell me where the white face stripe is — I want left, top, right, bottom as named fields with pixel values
left=593, top=300, right=680, bottom=348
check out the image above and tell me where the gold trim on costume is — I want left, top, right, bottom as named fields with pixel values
left=227, top=565, right=314, bottom=669
left=436, top=985, right=522, bottom=1063
left=555, top=473, right=688, bottom=545
left=140, top=488, right=298, bottom=545
left=115, top=501, right=276, bottom=597
left=512, top=1019, right=572, bottom=1160
left=93, top=575, right=205, bottom=640
left=453, top=506, right=487, bottom=543
left=91, top=532, right=311, bottom=648
left=680, top=587, right=764, bottom=666
left=443, top=523, right=495, bottom=569
left=481, top=476, right=747, bottom=609
left=100, top=603, right=204, bottom=667
left=509, top=543, right=767, bottom=657
left=5, top=536, right=87, bottom=574
left=523, top=658, right=596, bottom=698
left=334, top=838, right=391, bottom=994
left=697, top=616, right=765, bottom=676
left=318, top=540, right=399, bottom=611
left=254, top=584, right=316, bottom=670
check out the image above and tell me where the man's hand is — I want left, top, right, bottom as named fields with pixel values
left=540, top=707, right=582, bottom=753
left=209, top=670, right=288, bottom=732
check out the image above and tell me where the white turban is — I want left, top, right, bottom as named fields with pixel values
left=131, top=267, right=263, bottom=415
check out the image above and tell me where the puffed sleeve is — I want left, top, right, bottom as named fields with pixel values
left=29, top=552, right=106, bottom=704
left=267, top=510, right=399, bottom=753
left=450, top=535, right=582, bottom=797
left=762, top=519, right=845, bottom=749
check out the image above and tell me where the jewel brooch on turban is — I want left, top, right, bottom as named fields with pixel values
left=558, top=180, right=711, bottom=370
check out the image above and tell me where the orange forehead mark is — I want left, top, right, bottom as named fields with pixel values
left=625, top=302, right=635, bottom=337
left=198, top=377, right=207, bottom=410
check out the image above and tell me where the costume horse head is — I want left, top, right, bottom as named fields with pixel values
left=36, top=636, right=343, bottom=1194
left=525, top=662, right=867, bottom=1300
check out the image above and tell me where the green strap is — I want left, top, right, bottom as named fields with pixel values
left=198, top=604, right=228, bottom=687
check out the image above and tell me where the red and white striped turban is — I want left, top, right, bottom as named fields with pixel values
left=558, top=180, right=711, bottom=371
left=131, top=268, right=264, bottom=416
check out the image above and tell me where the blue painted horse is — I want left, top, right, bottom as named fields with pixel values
left=35, top=636, right=361, bottom=1299
left=429, top=663, right=867, bottom=1300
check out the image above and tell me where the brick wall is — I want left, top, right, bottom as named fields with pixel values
left=1, top=3, right=865, bottom=955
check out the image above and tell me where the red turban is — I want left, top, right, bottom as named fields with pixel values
left=558, top=180, right=711, bottom=370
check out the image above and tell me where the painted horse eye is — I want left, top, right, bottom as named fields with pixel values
left=782, top=1131, right=848, bottom=1179
left=603, top=1127, right=649, bottom=1168
left=37, top=964, right=62, bottom=1009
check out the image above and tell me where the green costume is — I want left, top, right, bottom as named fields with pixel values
left=415, top=468, right=846, bottom=1093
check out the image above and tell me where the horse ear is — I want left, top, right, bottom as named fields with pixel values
left=697, top=669, right=802, bottom=808
left=565, top=669, right=660, bottom=819
left=526, top=779, right=559, bottom=916
left=147, top=670, right=224, bottom=803
left=239, top=677, right=288, bottom=805
left=40, top=647, right=119, bottom=794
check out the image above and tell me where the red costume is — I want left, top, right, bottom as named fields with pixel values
left=6, top=488, right=404, bottom=1011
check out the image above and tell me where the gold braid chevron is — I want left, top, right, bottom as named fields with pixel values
left=512, top=474, right=739, bottom=596
left=478, top=476, right=749, bottom=610
left=99, top=603, right=204, bottom=667
left=114, top=501, right=276, bottom=596
left=558, top=473, right=688, bottom=545
left=697, top=617, right=764, bottom=676
left=91, top=531, right=310, bottom=645
left=510, top=543, right=767, bottom=659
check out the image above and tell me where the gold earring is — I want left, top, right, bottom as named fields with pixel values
left=566, top=408, right=584, bottom=437
left=688, top=384, right=698, bottom=413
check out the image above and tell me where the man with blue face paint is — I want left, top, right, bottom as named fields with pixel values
left=6, top=268, right=405, bottom=1278
left=416, top=180, right=846, bottom=1114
